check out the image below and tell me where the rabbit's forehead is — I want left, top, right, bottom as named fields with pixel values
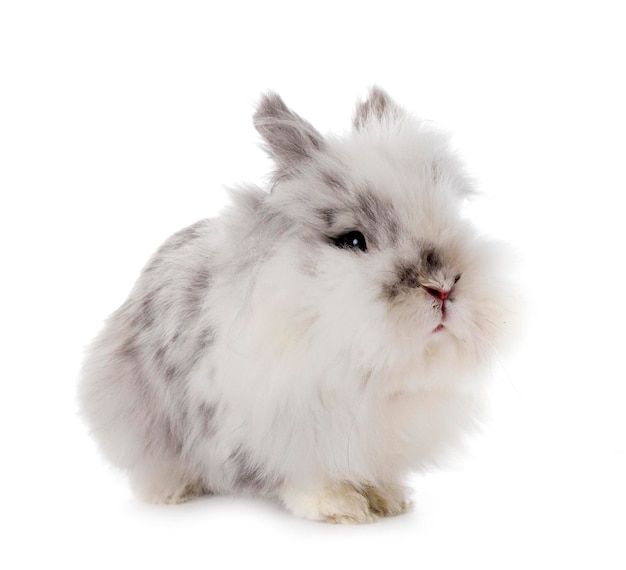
left=307, top=167, right=457, bottom=249
left=316, top=140, right=461, bottom=237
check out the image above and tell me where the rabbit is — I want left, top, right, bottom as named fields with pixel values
left=78, top=87, right=515, bottom=524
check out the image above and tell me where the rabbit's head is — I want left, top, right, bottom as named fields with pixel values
left=227, top=87, right=514, bottom=395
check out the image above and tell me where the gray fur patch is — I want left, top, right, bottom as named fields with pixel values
left=361, top=369, right=373, bottom=390
left=423, top=249, right=442, bottom=271
left=317, top=207, right=337, bottom=229
left=169, top=225, right=200, bottom=250
left=230, top=446, right=281, bottom=494
left=132, top=292, right=156, bottom=330
left=186, top=265, right=212, bottom=311
left=119, top=338, right=138, bottom=360
left=197, top=326, right=216, bottom=349
left=382, top=262, right=421, bottom=301
left=382, top=248, right=446, bottom=302
left=189, top=326, right=217, bottom=367
left=158, top=414, right=185, bottom=455
left=164, top=363, right=182, bottom=384
left=431, top=161, right=441, bottom=184
left=355, top=187, right=399, bottom=246
left=148, top=219, right=210, bottom=268
left=197, top=403, right=217, bottom=437
left=154, top=345, right=167, bottom=366
left=320, top=170, right=348, bottom=192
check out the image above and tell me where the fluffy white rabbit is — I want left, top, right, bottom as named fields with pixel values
left=79, top=87, right=515, bottom=523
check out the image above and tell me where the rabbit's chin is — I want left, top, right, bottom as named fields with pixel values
left=374, top=310, right=496, bottom=395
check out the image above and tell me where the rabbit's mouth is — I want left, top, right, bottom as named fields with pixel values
left=432, top=324, right=445, bottom=333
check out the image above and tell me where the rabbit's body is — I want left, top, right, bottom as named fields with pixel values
left=79, top=88, right=514, bottom=523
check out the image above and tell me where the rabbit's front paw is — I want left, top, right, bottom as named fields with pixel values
left=281, top=482, right=378, bottom=524
left=362, top=482, right=412, bottom=517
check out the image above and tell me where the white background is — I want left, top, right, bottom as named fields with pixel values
left=1, top=1, right=625, bottom=568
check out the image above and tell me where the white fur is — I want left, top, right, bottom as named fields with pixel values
left=78, top=87, right=516, bottom=523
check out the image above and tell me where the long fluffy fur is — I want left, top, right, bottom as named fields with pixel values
left=78, top=88, right=515, bottom=522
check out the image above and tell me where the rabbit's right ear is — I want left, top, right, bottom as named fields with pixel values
left=353, top=86, right=404, bottom=130
left=254, top=92, right=325, bottom=171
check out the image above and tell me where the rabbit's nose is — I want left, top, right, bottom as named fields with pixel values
left=423, top=286, right=450, bottom=301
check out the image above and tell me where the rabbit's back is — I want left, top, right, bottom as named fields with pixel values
left=78, top=218, right=219, bottom=500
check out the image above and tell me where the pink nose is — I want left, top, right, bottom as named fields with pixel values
left=423, top=286, right=450, bottom=301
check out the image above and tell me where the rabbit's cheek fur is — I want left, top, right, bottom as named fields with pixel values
left=79, top=87, right=516, bottom=523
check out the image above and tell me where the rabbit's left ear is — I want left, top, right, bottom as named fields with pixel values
left=353, top=86, right=404, bottom=130
left=254, top=92, right=325, bottom=170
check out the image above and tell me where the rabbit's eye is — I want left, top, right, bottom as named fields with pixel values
left=333, top=231, right=367, bottom=252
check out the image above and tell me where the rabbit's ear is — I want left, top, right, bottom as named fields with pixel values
left=353, top=86, right=404, bottom=130
left=254, top=92, right=325, bottom=170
